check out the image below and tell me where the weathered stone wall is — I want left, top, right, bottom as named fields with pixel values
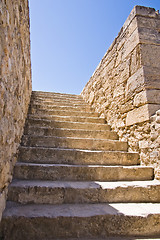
left=0, top=0, right=32, bottom=219
left=141, top=110, right=160, bottom=179
left=81, top=6, right=160, bottom=177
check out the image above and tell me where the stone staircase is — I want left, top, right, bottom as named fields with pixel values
left=1, top=91, right=160, bottom=239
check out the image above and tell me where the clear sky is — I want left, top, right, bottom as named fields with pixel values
left=29, top=0, right=160, bottom=95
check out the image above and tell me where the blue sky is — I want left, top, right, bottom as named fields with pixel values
left=29, top=0, right=160, bottom=94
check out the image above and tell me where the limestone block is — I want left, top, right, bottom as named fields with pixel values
left=120, top=100, right=133, bottom=114
left=122, top=28, right=139, bottom=60
left=137, top=16, right=160, bottom=30
left=143, top=66, right=160, bottom=89
left=126, top=104, right=160, bottom=126
left=129, top=45, right=141, bottom=76
left=121, top=6, right=157, bottom=34
left=134, top=5, right=160, bottom=18
left=134, top=91, right=147, bottom=107
left=113, top=59, right=130, bottom=84
left=141, top=44, right=160, bottom=69
left=133, top=89, right=160, bottom=107
left=113, top=84, right=125, bottom=98
left=138, top=27, right=160, bottom=45
left=88, top=91, right=95, bottom=105
left=117, top=17, right=138, bottom=52
left=125, top=67, right=145, bottom=100
left=146, top=90, right=160, bottom=104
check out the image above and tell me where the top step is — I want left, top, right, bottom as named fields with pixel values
left=32, top=91, right=83, bottom=100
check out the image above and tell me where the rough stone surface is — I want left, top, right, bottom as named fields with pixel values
left=0, top=0, right=32, bottom=220
left=81, top=6, right=160, bottom=172
left=1, top=4, right=160, bottom=239
left=2, top=203, right=160, bottom=239
left=8, top=179, right=160, bottom=204
left=1, top=91, right=160, bottom=239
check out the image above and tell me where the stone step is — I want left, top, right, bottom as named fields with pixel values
left=1, top=202, right=160, bottom=239
left=33, top=99, right=86, bottom=106
left=29, top=103, right=92, bottom=112
left=31, top=99, right=89, bottom=107
left=32, top=91, right=83, bottom=100
left=31, top=96, right=86, bottom=104
left=21, top=135, right=128, bottom=151
left=18, top=146, right=139, bottom=166
left=29, top=108, right=99, bottom=118
left=24, top=126, right=119, bottom=140
left=26, top=118, right=111, bottom=131
left=14, top=163, right=154, bottom=181
left=8, top=180, right=160, bottom=204
left=28, top=114, right=106, bottom=124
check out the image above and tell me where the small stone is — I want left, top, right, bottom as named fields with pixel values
left=150, top=132, right=159, bottom=141
left=139, top=140, right=149, bottom=149
left=156, top=109, right=160, bottom=116
left=156, top=116, right=160, bottom=123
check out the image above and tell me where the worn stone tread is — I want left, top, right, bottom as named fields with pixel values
left=18, top=146, right=139, bottom=165
left=29, top=103, right=92, bottom=112
left=31, top=100, right=89, bottom=107
left=1, top=202, right=160, bottom=239
left=21, top=135, right=127, bottom=151
left=32, top=91, right=82, bottom=99
left=29, top=108, right=99, bottom=118
left=26, top=118, right=111, bottom=130
left=32, top=95, right=85, bottom=102
left=24, top=126, right=119, bottom=140
left=27, top=114, right=106, bottom=124
left=32, top=93, right=84, bottom=101
left=8, top=179, right=160, bottom=204
left=9, top=179, right=160, bottom=189
left=14, top=163, right=154, bottom=181
left=31, top=95, right=87, bottom=104
left=3, top=202, right=160, bottom=217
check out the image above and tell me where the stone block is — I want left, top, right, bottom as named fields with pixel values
left=129, top=45, right=141, bottom=76
left=117, top=17, right=138, bottom=52
left=141, top=44, right=160, bottom=69
left=146, top=89, right=160, bottom=104
left=121, top=6, right=158, bottom=34
left=125, top=67, right=145, bottom=100
left=138, top=27, right=160, bottom=45
left=137, top=16, right=160, bottom=31
left=134, top=89, right=160, bottom=107
left=126, top=104, right=160, bottom=126
left=134, top=91, right=147, bottom=107
left=143, top=66, right=160, bottom=89
left=120, top=100, right=133, bottom=114
left=122, top=28, right=139, bottom=60
left=134, top=5, right=160, bottom=18
left=113, top=84, right=125, bottom=98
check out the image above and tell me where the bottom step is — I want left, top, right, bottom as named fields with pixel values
left=1, top=202, right=160, bottom=239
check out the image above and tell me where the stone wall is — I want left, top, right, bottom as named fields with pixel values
left=81, top=6, right=160, bottom=177
left=0, top=0, right=32, bottom=220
